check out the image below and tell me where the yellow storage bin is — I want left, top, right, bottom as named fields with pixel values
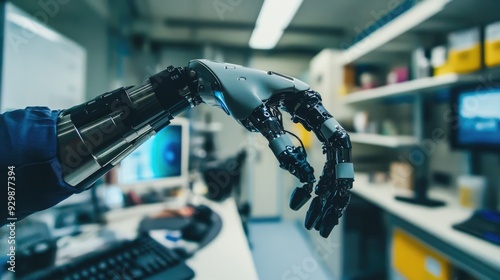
left=485, top=40, right=500, bottom=67
left=447, top=28, right=482, bottom=74
left=448, top=44, right=481, bottom=74
left=485, top=21, right=500, bottom=67
left=392, top=228, right=451, bottom=280
left=433, top=62, right=454, bottom=77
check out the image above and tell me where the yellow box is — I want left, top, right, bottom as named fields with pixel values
left=392, top=228, right=451, bottom=280
left=448, top=43, right=481, bottom=74
left=485, top=22, right=500, bottom=67
left=447, top=28, right=482, bottom=74
left=433, top=62, right=453, bottom=77
left=485, top=39, right=500, bottom=67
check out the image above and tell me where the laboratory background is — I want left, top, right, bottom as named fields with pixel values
left=1, top=0, right=500, bottom=279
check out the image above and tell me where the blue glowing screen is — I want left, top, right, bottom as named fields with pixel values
left=119, top=125, right=182, bottom=183
left=458, top=90, right=500, bottom=146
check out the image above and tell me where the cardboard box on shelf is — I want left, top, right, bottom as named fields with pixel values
left=341, top=64, right=357, bottom=95
left=390, top=161, right=414, bottom=190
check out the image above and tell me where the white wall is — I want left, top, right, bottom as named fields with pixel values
left=12, top=0, right=111, bottom=100
left=1, top=3, right=86, bottom=112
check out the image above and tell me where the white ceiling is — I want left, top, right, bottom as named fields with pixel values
left=12, top=0, right=500, bottom=54
left=130, top=0, right=395, bottom=52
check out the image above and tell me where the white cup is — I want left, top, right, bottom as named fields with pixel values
left=457, top=175, right=487, bottom=209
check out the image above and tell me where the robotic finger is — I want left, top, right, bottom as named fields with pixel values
left=282, top=90, right=354, bottom=238
left=245, top=104, right=316, bottom=210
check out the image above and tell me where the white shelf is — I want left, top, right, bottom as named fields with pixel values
left=349, top=133, right=417, bottom=148
left=343, top=73, right=477, bottom=104
left=341, top=0, right=451, bottom=65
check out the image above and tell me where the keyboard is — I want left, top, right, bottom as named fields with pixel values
left=21, top=234, right=195, bottom=280
left=453, top=210, right=500, bottom=246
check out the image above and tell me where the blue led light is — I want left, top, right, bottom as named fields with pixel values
left=214, top=90, right=230, bottom=115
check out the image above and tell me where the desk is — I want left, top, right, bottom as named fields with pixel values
left=351, top=173, right=500, bottom=279
left=104, top=198, right=259, bottom=280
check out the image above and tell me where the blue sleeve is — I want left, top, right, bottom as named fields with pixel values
left=0, top=107, right=80, bottom=226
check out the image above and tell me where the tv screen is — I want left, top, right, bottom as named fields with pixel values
left=452, top=87, right=500, bottom=150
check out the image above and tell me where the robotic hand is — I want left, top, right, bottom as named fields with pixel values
left=57, top=59, right=354, bottom=238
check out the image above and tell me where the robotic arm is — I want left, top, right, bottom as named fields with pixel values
left=57, top=59, right=354, bottom=238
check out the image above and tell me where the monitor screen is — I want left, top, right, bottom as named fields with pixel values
left=118, top=118, right=189, bottom=189
left=451, top=86, right=500, bottom=150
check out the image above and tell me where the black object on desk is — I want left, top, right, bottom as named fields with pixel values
left=395, top=178, right=446, bottom=207
left=182, top=205, right=222, bottom=247
left=453, top=210, right=500, bottom=246
left=20, top=234, right=195, bottom=280
left=138, top=204, right=223, bottom=249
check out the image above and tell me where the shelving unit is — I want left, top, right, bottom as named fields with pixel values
left=341, top=0, right=451, bottom=65
left=343, top=73, right=476, bottom=104
left=340, top=0, right=500, bottom=65
left=309, top=1, right=500, bottom=279
left=344, top=68, right=500, bottom=104
left=338, top=0, right=461, bottom=148
left=349, top=133, right=417, bottom=148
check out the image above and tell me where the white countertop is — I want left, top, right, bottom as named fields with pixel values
left=185, top=198, right=258, bottom=280
left=351, top=173, right=500, bottom=272
left=104, top=197, right=258, bottom=280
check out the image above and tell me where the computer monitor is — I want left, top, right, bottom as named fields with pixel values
left=450, top=86, right=500, bottom=151
left=117, top=118, right=190, bottom=191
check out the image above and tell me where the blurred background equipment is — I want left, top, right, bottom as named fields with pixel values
left=201, top=150, right=247, bottom=202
